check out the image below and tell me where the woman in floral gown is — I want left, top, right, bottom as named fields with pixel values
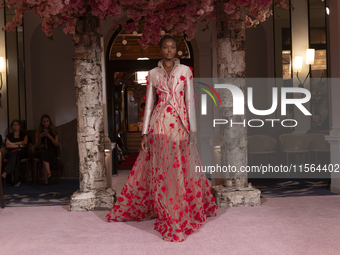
left=107, top=35, right=218, bottom=242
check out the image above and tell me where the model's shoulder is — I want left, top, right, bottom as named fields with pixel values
left=178, top=64, right=192, bottom=72
left=148, top=67, right=160, bottom=78
left=149, top=67, right=160, bottom=73
left=178, top=63, right=188, bottom=69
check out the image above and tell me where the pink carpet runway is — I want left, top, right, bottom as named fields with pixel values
left=1, top=195, right=340, bottom=255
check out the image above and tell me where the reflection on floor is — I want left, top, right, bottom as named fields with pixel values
left=2, top=171, right=338, bottom=207
left=2, top=179, right=79, bottom=207
left=1, top=171, right=132, bottom=207
left=249, top=178, right=337, bottom=198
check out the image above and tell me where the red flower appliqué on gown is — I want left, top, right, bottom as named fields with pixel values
left=106, top=101, right=217, bottom=243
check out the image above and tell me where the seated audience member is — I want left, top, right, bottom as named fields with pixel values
left=35, top=114, right=59, bottom=185
left=116, top=125, right=126, bottom=165
left=1, top=120, right=28, bottom=187
left=116, top=124, right=131, bottom=155
left=117, top=144, right=125, bottom=165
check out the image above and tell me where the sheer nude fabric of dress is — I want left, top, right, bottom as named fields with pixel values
left=107, top=58, right=218, bottom=242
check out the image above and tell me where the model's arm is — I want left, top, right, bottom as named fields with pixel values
left=141, top=71, right=156, bottom=137
left=184, top=67, right=197, bottom=132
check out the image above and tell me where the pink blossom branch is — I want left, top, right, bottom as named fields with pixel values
left=0, top=0, right=287, bottom=46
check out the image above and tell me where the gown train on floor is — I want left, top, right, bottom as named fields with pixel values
left=107, top=103, right=218, bottom=242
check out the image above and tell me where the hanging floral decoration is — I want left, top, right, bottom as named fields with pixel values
left=1, top=0, right=288, bottom=48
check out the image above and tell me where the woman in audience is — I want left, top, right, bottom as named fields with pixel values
left=35, top=114, right=59, bottom=185
left=1, top=120, right=28, bottom=187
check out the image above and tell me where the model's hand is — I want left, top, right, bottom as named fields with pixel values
left=141, top=135, right=149, bottom=152
left=190, top=132, right=197, bottom=147
left=39, top=132, right=46, bottom=138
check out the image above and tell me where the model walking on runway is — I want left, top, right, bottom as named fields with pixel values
left=107, top=35, right=218, bottom=242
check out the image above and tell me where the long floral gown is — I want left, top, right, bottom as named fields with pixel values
left=107, top=58, right=218, bottom=242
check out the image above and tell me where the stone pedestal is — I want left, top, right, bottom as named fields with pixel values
left=212, top=185, right=261, bottom=207
left=70, top=16, right=116, bottom=212
left=104, top=140, right=115, bottom=189
left=70, top=188, right=116, bottom=211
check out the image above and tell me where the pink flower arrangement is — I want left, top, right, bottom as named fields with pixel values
left=1, top=0, right=287, bottom=45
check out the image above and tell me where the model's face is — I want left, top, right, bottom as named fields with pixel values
left=12, top=122, right=21, bottom=131
left=160, top=39, right=177, bottom=60
left=42, top=118, right=50, bottom=128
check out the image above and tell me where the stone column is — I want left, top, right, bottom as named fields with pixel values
left=105, top=142, right=115, bottom=188
left=197, top=40, right=214, bottom=169
left=69, top=14, right=116, bottom=211
left=210, top=1, right=261, bottom=207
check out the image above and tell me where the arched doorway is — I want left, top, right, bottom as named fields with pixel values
left=106, top=28, right=194, bottom=174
